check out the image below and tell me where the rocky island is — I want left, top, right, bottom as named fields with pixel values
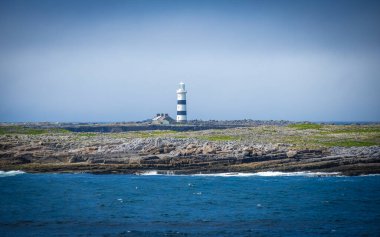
left=1, top=121, right=379, bottom=176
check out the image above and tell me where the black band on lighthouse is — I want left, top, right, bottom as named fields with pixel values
left=177, top=111, right=187, bottom=115
left=177, top=100, right=186, bottom=105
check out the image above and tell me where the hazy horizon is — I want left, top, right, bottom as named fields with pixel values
left=1, top=0, right=380, bottom=122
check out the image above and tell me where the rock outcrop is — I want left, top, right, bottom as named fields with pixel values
left=1, top=132, right=379, bottom=176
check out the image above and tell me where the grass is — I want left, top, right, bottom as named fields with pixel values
left=134, top=130, right=178, bottom=138
left=148, top=130, right=178, bottom=136
left=110, top=130, right=179, bottom=139
left=197, top=135, right=237, bottom=141
left=109, top=130, right=237, bottom=141
left=172, top=135, right=189, bottom=139
left=319, top=126, right=380, bottom=134
left=77, top=133, right=98, bottom=137
left=321, top=140, right=379, bottom=147
left=246, top=124, right=380, bottom=149
left=288, top=123, right=322, bottom=130
left=2, top=124, right=379, bottom=148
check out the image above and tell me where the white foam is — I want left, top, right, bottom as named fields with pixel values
left=255, top=171, right=341, bottom=177
left=138, top=170, right=175, bottom=176
left=359, top=174, right=380, bottom=177
left=192, top=171, right=341, bottom=177
left=0, top=170, right=25, bottom=177
left=192, top=172, right=257, bottom=177
left=136, top=170, right=343, bottom=177
left=138, top=170, right=159, bottom=176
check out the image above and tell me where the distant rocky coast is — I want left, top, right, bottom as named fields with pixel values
left=1, top=122, right=379, bottom=175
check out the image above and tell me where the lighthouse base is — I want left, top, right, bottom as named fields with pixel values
left=176, top=115, right=187, bottom=123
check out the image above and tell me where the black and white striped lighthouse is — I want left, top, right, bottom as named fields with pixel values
left=176, top=82, right=187, bottom=123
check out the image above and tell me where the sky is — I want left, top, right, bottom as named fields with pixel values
left=0, top=0, right=379, bottom=122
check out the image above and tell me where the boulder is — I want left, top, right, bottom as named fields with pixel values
left=187, top=144, right=197, bottom=149
left=195, top=148, right=203, bottom=154
left=202, top=145, right=216, bottom=154
left=155, top=138, right=162, bottom=147
left=163, top=146, right=175, bottom=153
left=185, top=148, right=197, bottom=156
left=242, top=147, right=253, bottom=157
left=286, top=150, right=298, bottom=158
left=69, top=155, right=87, bottom=163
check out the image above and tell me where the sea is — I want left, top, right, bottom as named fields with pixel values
left=0, top=171, right=379, bottom=236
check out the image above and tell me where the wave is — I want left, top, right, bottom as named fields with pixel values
left=138, top=170, right=159, bottom=176
left=138, top=170, right=175, bottom=176
left=359, top=174, right=380, bottom=177
left=0, top=170, right=25, bottom=177
left=193, top=171, right=341, bottom=177
left=136, top=170, right=341, bottom=177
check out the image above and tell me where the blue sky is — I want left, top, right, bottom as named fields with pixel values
left=1, top=0, right=379, bottom=122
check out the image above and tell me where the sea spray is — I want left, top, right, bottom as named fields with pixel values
left=137, top=170, right=342, bottom=177
left=0, top=170, right=25, bottom=177
left=193, top=171, right=341, bottom=177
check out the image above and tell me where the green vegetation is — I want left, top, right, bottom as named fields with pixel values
left=280, top=136, right=380, bottom=149
left=110, top=130, right=179, bottom=139
left=49, top=128, right=71, bottom=134
left=122, top=130, right=238, bottom=141
left=287, top=123, right=322, bottom=130
left=2, top=123, right=379, bottom=148
left=172, top=135, right=189, bottom=139
left=148, top=130, right=178, bottom=136
left=319, top=126, right=380, bottom=134
left=243, top=124, right=380, bottom=149
left=321, top=140, right=378, bottom=147
left=198, top=135, right=237, bottom=141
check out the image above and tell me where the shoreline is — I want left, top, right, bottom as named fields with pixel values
left=1, top=169, right=380, bottom=177
left=2, top=157, right=380, bottom=176
left=1, top=123, right=379, bottom=176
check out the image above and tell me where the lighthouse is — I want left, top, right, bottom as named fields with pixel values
left=176, top=82, right=187, bottom=123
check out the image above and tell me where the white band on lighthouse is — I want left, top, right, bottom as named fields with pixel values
left=176, top=82, right=187, bottom=123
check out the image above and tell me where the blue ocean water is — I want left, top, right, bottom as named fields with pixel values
left=0, top=171, right=379, bottom=236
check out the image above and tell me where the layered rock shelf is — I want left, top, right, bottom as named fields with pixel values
left=1, top=123, right=380, bottom=175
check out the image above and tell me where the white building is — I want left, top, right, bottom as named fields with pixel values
left=152, top=113, right=175, bottom=125
left=176, top=82, right=187, bottom=123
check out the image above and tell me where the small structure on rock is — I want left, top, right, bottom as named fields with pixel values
left=151, top=113, right=175, bottom=125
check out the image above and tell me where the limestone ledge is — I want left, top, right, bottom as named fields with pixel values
left=1, top=135, right=379, bottom=176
